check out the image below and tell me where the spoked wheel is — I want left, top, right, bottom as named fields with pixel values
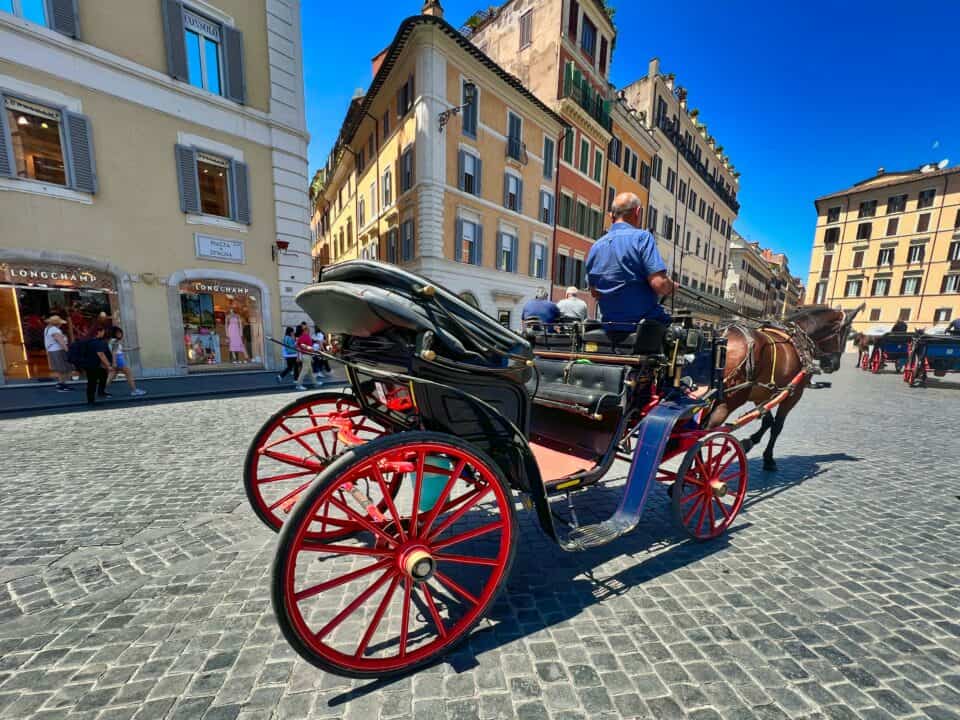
left=272, top=432, right=517, bottom=678
left=869, top=351, right=882, bottom=374
left=672, top=432, right=747, bottom=541
left=244, top=391, right=392, bottom=539
left=903, top=359, right=914, bottom=385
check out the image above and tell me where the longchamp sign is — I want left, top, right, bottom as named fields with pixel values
left=0, top=262, right=116, bottom=291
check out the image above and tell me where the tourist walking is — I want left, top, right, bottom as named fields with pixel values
left=276, top=327, right=299, bottom=381
left=295, top=324, right=318, bottom=391
left=311, top=325, right=331, bottom=378
left=44, top=315, right=73, bottom=392
left=107, top=327, right=146, bottom=397
left=76, top=326, right=113, bottom=406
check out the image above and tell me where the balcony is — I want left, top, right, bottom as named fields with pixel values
left=656, top=115, right=740, bottom=214
left=562, top=67, right=612, bottom=132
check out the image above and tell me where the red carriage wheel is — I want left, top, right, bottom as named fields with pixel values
left=243, top=391, right=393, bottom=540
left=869, top=350, right=881, bottom=374
left=903, top=361, right=914, bottom=385
left=272, top=432, right=517, bottom=678
left=671, top=432, right=747, bottom=541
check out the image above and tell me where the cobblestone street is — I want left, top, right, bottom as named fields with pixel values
left=0, top=358, right=958, bottom=720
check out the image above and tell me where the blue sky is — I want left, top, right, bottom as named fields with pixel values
left=302, top=1, right=960, bottom=280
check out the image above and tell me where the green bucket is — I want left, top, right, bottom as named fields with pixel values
left=419, top=455, right=454, bottom=513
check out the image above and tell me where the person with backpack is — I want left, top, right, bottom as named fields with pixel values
left=74, top=325, right=113, bottom=406
left=276, top=326, right=299, bottom=382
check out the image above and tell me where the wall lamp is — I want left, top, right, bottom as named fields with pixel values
left=439, top=81, right=477, bottom=133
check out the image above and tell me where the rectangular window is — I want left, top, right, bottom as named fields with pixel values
left=540, top=190, right=554, bottom=225
left=878, top=248, right=894, bottom=266
left=886, top=194, right=907, bottom=214
left=706, top=206, right=714, bottom=224
left=827, top=206, right=841, bottom=223
left=555, top=253, right=568, bottom=285
left=647, top=206, right=658, bottom=234
left=639, top=161, right=650, bottom=188
left=460, top=151, right=480, bottom=196
left=593, top=148, right=603, bottom=182
left=382, top=110, right=390, bottom=140
left=530, top=242, right=547, bottom=279
left=886, top=217, right=898, bottom=236
left=184, top=10, right=222, bottom=95
left=907, top=245, right=925, bottom=264
left=853, top=250, right=864, bottom=269
left=386, top=228, right=399, bottom=263
left=858, top=200, right=877, bottom=218
left=820, top=253, right=833, bottom=278
left=543, top=137, right=554, bottom=180
left=948, top=240, right=960, bottom=262
left=630, top=154, right=637, bottom=180
left=871, top=278, right=890, bottom=296
left=4, top=96, right=67, bottom=186
left=400, top=219, right=415, bottom=261
left=519, top=10, right=533, bottom=48
left=666, top=168, right=676, bottom=193
left=900, top=276, right=920, bottom=295
left=652, top=155, right=663, bottom=182
left=678, top=180, right=687, bottom=204
left=916, top=213, right=930, bottom=233
left=559, top=194, right=572, bottom=228
left=934, top=308, right=952, bottom=322
left=562, top=130, right=574, bottom=163
left=814, top=281, right=828, bottom=304
left=869, top=308, right=881, bottom=322
left=856, top=222, right=872, bottom=240
left=918, top=188, right=935, bottom=208
left=504, top=173, right=521, bottom=212
left=955, top=208, right=960, bottom=230
left=622, top=146, right=631, bottom=172
left=575, top=201, right=588, bottom=235
left=368, top=134, right=375, bottom=160
left=497, top=232, right=517, bottom=272
left=698, top=199, right=706, bottom=219
left=462, top=81, right=478, bottom=138
left=898, top=308, right=911, bottom=322
left=580, top=16, right=596, bottom=58
left=507, top=112, right=523, bottom=161
left=382, top=169, right=392, bottom=207
left=400, top=147, right=414, bottom=193
left=607, top=186, right=615, bottom=212
left=579, top=138, right=589, bottom=174
left=396, top=75, right=415, bottom=118
left=567, top=0, right=578, bottom=38
left=196, top=151, right=231, bottom=217
left=458, top=219, right=482, bottom=265
left=598, top=36, right=608, bottom=75
left=941, top=275, right=960, bottom=294
left=688, top=189, right=696, bottom=209
left=358, top=198, right=365, bottom=227
left=608, top=136, right=621, bottom=164
left=844, top=278, right=862, bottom=297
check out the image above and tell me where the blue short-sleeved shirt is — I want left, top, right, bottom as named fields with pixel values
left=521, top=299, right=561, bottom=325
left=586, top=222, right=671, bottom=325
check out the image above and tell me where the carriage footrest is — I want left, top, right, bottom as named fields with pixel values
left=561, top=517, right=634, bottom=551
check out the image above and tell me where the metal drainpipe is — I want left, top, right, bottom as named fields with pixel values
left=914, top=173, right=951, bottom=323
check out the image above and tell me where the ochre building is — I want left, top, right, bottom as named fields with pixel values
left=807, top=164, right=960, bottom=331
left=0, top=1, right=310, bottom=384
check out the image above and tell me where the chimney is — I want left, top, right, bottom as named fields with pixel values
left=648, top=57, right=660, bottom=78
left=877, top=166, right=885, bottom=175
left=422, top=0, right=443, bottom=17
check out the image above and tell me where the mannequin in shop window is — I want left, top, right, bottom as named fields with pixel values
left=226, top=306, right=249, bottom=363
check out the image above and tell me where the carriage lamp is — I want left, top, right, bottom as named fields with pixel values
left=438, top=81, right=477, bottom=133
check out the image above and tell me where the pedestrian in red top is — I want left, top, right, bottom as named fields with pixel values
left=294, top=323, right=318, bottom=391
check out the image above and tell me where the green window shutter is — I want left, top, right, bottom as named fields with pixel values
left=174, top=144, right=201, bottom=213
left=222, top=25, right=246, bottom=104
left=46, top=0, right=80, bottom=38
left=63, top=111, right=97, bottom=194
left=161, top=0, right=189, bottom=82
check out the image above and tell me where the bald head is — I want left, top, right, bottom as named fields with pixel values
left=611, top=192, right=642, bottom=226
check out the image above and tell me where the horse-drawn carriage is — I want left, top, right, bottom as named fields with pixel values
left=904, top=330, right=960, bottom=386
left=855, top=326, right=911, bottom=373
left=243, top=261, right=857, bottom=678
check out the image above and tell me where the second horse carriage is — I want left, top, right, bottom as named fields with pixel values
left=244, top=261, right=856, bottom=678
left=903, top=330, right=960, bottom=386
left=859, top=327, right=912, bottom=374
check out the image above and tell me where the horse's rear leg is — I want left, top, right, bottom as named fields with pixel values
left=762, top=392, right=802, bottom=471
left=742, top=413, right=773, bottom=454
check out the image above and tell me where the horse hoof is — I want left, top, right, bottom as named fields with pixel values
left=741, top=438, right=754, bottom=453
left=763, top=459, right=777, bottom=472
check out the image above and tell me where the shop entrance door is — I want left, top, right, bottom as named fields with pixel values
left=0, top=287, right=113, bottom=382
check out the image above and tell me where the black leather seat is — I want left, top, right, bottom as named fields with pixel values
left=530, top=359, right=625, bottom=416
left=580, top=320, right=666, bottom=356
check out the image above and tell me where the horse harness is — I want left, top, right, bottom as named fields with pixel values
left=723, top=322, right=818, bottom=395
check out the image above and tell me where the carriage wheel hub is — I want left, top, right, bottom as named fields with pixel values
left=709, top=480, right=728, bottom=497
left=402, top=548, right=435, bottom=583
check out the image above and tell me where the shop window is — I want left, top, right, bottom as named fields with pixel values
left=162, top=1, right=244, bottom=103
left=179, top=280, right=263, bottom=369
left=1, top=96, right=97, bottom=193
left=175, top=145, right=249, bottom=223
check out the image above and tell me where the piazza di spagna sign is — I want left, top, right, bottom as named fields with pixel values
left=0, top=262, right=118, bottom=292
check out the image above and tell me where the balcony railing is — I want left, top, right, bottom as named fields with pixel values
left=656, top=115, right=740, bottom=214
left=562, top=67, right=612, bottom=132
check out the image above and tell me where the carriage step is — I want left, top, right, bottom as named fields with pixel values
left=562, top=518, right=634, bottom=551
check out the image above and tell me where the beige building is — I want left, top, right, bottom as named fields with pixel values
left=621, top=59, right=740, bottom=299
left=0, top=0, right=310, bottom=384
left=808, top=164, right=960, bottom=331
left=311, top=6, right=564, bottom=330
left=726, top=231, right=774, bottom=319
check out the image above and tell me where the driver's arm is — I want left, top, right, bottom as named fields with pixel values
left=648, top=270, right=675, bottom=297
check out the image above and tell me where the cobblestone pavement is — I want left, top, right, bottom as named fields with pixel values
left=0, top=358, right=958, bottom=719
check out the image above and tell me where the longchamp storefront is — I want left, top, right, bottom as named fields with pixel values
left=0, top=259, right=123, bottom=384
left=177, top=278, right=265, bottom=371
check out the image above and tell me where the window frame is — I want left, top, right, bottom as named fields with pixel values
left=580, top=15, right=597, bottom=59
left=578, top=138, right=590, bottom=175
left=871, top=278, right=890, bottom=297
left=907, top=244, right=925, bottom=265
left=543, top=136, right=554, bottom=180
left=826, top=206, right=841, bottom=223
left=530, top=241, right=547, bottom=280
left=844, top=278, right=862, bottom=298
left=900, top=276, right=921, bottom=295
left=3, top=93, right=71, bottom=189
left=858, top=199, right=877, bottom=218
left=519, top=9, right=533, bottom=49
left=917, top=188, right=936, bottom=209
left=183, top=8, right=224, bottom=96
left=877, top=247, right=894, bottom=266
left=194, top=149, right=232, bottom=218
left=593, top=148, right=603, bottom=183
left=382, top=168, right=392, bottom=207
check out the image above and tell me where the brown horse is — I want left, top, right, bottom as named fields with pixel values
left=706, top=304, right=864, bottom=471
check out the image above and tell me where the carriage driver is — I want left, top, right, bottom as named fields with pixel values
left=586, top=192, right=675, bottom=327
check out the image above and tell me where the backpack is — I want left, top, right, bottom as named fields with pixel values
left=67, top=339, right=88, bottom=368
